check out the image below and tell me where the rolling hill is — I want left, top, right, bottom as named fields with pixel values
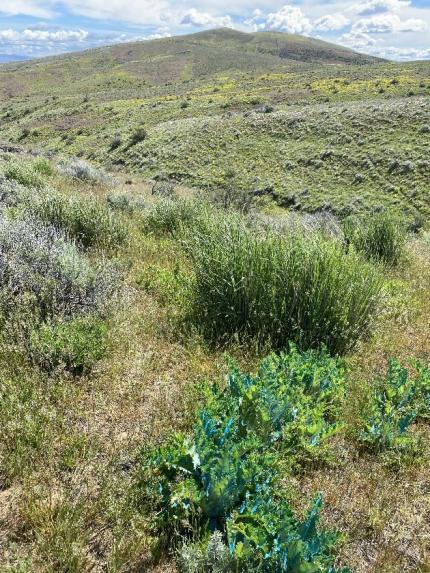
left=0, top=28, right=428, bottom=218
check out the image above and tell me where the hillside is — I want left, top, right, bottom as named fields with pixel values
left=0, top=27, right=430, bottom=573
left=0, top=29, right=428, bottom=218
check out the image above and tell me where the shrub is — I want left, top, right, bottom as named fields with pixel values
left=152, top=180, right=175, bottom=198
left=29, top=316, right=108, bottom=375
left=343, top=211, right=406, bottom=266
left=3, top=161, right=45, bottom=189
left=129, top=126, right=147, bottom=147
left=57, top=158, right=114, bottom=186
left=186, top=217, right=382, bottom=354
left=26, top=191, right=127, bottom=249
left=0, top=216, right=120, bottom=322
left=106, top=192, right=146, bottom=213
left=137, top=347, right=348, bottom=572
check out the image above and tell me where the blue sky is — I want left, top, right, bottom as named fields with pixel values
left=0, top=0, right=429, bottom=60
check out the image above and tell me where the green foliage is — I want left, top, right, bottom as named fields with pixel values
left=3, top=160, right=45, bottom=189
left=137, top=346, right=347, bottom=572
left=32, top=157, right=54, bottom=176
left=343, top=211, right=406, bottom=266
left=187, top=215, right=382, bottom=354
left=29, top=316, right=108, bottom=375
left=26, top=191, right=128, bottom=249
left=356, top=359, right=430, bottom=453
left=143, top=197, right=212, bottom=238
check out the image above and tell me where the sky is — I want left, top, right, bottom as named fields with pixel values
left=0, top=0, right=429, bottom=61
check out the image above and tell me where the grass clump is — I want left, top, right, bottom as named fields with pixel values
left=27, top=191, right=128, bottom=249
left=29, top=316, right=108, bottom=375
left=343, top=211, right=406, bottom=265
left=186, top=216, right=382, bottom=355
left=137, top=346, right=348, bottom=572
left=143, top=197, right=212, bottom=237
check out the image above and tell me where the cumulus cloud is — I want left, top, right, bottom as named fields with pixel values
left=338, top=30, right=380, bottom=49
left=246, top=5, right=313, bottom=34
left=351, top=0, right=411, bottom=16
left=181, top=8, right=232, bottom=29
left=353, top=14, right=427, bottom=33
left=314, top=14, right=349, bottom=32
left=0, top=28, right=88, bottom=42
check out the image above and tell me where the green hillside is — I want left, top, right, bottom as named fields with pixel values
left=0, top=29, right=428, bottom=218
left=0, top=30, right=430, bottom=573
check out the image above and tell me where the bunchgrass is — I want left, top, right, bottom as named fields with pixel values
left=185, top=214, right=383, bottom=354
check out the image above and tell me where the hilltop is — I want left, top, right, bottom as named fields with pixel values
left=0, top=29, right=428, bottom=218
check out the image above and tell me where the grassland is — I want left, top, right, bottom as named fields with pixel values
left=0, top=28, right=429, bottom=573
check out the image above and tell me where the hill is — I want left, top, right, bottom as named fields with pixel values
left=0, top=29, right=428, bottom=218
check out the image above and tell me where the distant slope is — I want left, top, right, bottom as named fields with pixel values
left=0, top=28, right=382, bottom=98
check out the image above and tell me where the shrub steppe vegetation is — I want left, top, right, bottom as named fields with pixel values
left=0, top=28, right=429, bottom=573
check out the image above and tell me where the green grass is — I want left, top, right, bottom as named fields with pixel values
left=185, top=212, right=382, bottom=354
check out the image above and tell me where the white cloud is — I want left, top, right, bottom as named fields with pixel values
left=314, top=14, right=349, bottom=32
left=0, top=0, right=55, bottom=18
left=0, top=27, right=88, bottom=43
left=353, top=14, right=427, bottom=33
left=350, top=0, right=411, bottom=16
left=181, top=8, right=232, bottom=29
left=338, top=30, right=379, bottom=49
left=247, top=4, right=313, bottom=34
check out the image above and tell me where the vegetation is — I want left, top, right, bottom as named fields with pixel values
left=186, top=214, right=382, bottom=354
left=0, top=28, right=429, bottom=573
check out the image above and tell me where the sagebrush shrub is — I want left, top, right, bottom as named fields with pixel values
left=186, top=216, right=382, bottom=354
left=0, top=216, right=120, bottom=322
left=58, top=157, right=114, bottom=186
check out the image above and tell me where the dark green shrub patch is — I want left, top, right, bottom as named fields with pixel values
left=137, top=346, right=349, bottom=572
left=29, top=316, right=108, bottom=375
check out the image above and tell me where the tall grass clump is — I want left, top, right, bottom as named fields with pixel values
left=343, top=211, right=406, bottom=266
left=186, top=217, right=382, bottom=355
left=143, top=197, right=213, bottom=238
left=3, top=160, right=45, bottom=189
left=24, top=190, right=127, bottom=249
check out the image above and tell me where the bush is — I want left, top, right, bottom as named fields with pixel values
left=0, top=216, right=120, bottom=322
left=26, top=191, right=127, bottom=249
left=3, top=161, right=45, bottom=189
left=29, top=316, right=108, bottom=375
left=57, top=158, right=114, bottom=186
left=137, top=347, right=348, bottom=572
left=186, top=216, right=382, bottom=354
left=129, top=126, right=147, bottom=147
left=106, top=192, right=146, bottom=213
left=343, top=211, right=406, bottom=265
